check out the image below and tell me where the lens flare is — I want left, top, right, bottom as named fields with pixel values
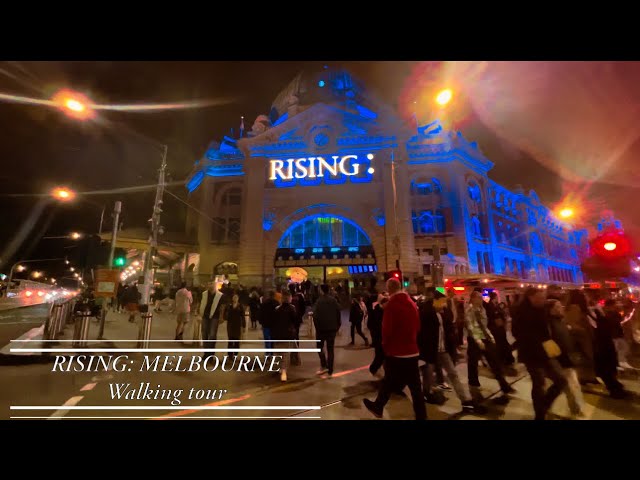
left=0, top=90, right=235, bottom=117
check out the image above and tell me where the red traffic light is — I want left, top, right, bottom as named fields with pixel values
left=385, top=270, right=403, bottom=281
left=591, top=231, right=631, bottom=258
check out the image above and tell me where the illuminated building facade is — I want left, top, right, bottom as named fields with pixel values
left=185, top=68, right=588, bottom=289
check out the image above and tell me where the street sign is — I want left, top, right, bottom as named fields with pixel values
left=94, top=269, right=119, bottom=298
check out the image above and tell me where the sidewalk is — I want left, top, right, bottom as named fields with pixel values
left=6, top=307, right=320, bottom=356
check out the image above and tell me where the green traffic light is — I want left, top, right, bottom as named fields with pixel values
left=114, top=257, right=126, bottom=267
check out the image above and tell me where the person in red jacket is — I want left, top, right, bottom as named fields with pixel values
left=363, top=278, right=427, bottom=420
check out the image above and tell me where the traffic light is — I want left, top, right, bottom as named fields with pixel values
left=591, top=230, right=631, bottom=258
left=582, top=230, right=633, bottom=280
left=113, top=248, right=127, bottom=267
left=384, top=270, right=402, bottom=281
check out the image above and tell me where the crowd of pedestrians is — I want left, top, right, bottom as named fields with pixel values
left=114, top=276, right=637, bottom=420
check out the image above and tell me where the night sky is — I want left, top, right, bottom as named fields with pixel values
left=1, top=61, right=638, bottom=281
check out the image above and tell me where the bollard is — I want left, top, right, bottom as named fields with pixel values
left=45, top=304, right=62, bottom=340
left=72, top=311, right=92, bottom=348
left=57, top=302, right=67, bottom=336
left=137, top=312, right=153, bottom=349
left=64, top=302, right=74, bottom=325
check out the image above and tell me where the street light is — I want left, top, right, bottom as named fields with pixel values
left=70, top=232, right=82, bottom=240
left=32, top=271, right=43, bottom=279
left=558, top=207, right=575, bottom=219
left=69, top=267, right=75, bottom=272
left=51, top=89, right=96, bottom=121
left=51, top=187, right=76, bottom=202
left=435, top=88, right=453, bottom=106
left=16, top=265, right=26, bottom=272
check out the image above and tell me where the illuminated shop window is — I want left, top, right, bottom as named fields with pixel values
left=278, top=215, right=371, bottom=249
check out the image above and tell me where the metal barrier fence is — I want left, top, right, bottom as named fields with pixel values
left=44, top=297, right=76, bottom=341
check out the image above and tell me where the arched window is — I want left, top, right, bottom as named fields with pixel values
left=211, top=186, right=241, bottom=244
left=477, top=252, right=484, bottom=274
left=412, top=210, right=446, bottom=234
left=471, top=215, right=482, bottom=237
left=278, top=215, right=371, bottom=249
left=468, top=182, right=481, bottom=203
left=411, top=180, right=432, bottom=195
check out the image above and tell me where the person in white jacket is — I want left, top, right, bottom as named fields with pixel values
left=198, top=282, right=224, bottom=351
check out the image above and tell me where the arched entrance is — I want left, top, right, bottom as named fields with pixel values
left=274, top=214, right=377, bottom=290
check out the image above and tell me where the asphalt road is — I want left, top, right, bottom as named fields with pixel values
left=0, top=304, right=49, bottom=350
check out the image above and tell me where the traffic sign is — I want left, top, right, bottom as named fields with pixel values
left=94, top=269, right=119, bottom=298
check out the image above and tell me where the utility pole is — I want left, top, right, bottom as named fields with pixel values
left=108, top=201, right=122, bottom=266
left=141, top=145, right=168, bottom=307
left=98, top=200, right=122, bottom=340
left=390, top=152, right=401, bottom=274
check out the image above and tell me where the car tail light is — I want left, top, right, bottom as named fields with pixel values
left=25, top=290, right=33, bottom=297
left=37, top=291, right=45, bottom=297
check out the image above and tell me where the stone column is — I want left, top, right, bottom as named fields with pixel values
left=237, top=145, right=267, bottom=287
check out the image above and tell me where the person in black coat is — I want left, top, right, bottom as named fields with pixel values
left=349, top=295, right=369, bottom=346
left=595, top=300, right=629, bottom=398
left=512, top=288, right=567, bottom=420
left=272, top=291, right=298, bottom=381
left=225, top=294, right=245, bottom=357
left=418, top=291, right=484, bottom=413
left=546, top=299, right=586, bottom=417
left=484, top=292, right=515, bottom=367
left=368, top=292, right=388, bottom=376
left=259, top=291, right=279, bottom=350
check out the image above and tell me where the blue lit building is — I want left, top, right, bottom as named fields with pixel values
left=185, top=68, right=588, bottom=289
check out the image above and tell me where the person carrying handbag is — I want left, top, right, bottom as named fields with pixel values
left=512, top=287, right=568, bottom=420
left=546, top=299, right=586, bottom=418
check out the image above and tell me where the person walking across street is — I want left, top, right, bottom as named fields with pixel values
left=273, top=291, right=298, bottom=382
left=349, top=295, right=370, bottom=346
left=465, top=290, right=515, bottom=403
left=174, top=282, right=193, bottom=341
left=198, top=282, right=224, bottom=355
left=546, top=298, right=586, bottom=418
left=362, top=278, right=427, bottom=420
left=368, top=292, right=388, bottom=376
left=484, top=291, right=515, bottom=369
left=259, top=290, right=279, bottom=351
left=226, top=294, right=245, bottom=357
left=596, top=300, right=630, bottom=399
left=419, top=290, right=486, bottom=414
left=312, top=284, right=341, bottom=376
left=512, top=287, right=567, bottom=420
left=565, top=289, right=598, bottom=384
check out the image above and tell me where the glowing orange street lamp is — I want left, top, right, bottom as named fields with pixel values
left=558, top=207, right=575, bottom=219
left=435, top=88, right=453, bottom=106
left=51, top=89, right=95, bottom=120
left=52, top=187, right=76, bottom=202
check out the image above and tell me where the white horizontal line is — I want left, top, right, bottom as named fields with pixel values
left=11, top=416, right=322, bottom=419
left=11, top=406, right=321, bottom=410
left=11, top=339, right=320, bottom=342
left=10, top=348, right=320, bottom=353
